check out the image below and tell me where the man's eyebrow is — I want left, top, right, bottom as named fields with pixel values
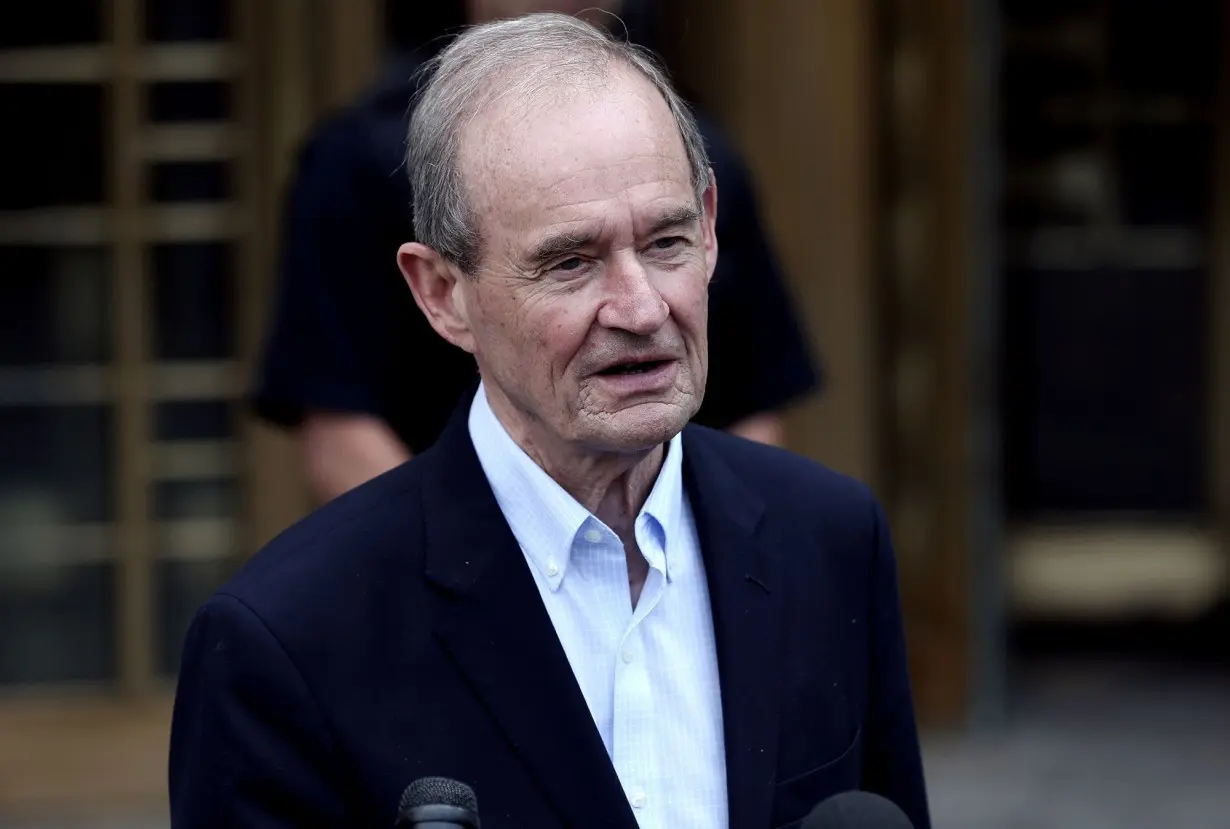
left=647, top=204, right=702, bottom=235
left=527, top=230, right=600, bottom=267
left=524, top=205, right=702, bottom=267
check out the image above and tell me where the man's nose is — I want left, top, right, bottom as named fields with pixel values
left=596, top=253, right=670, bottom=335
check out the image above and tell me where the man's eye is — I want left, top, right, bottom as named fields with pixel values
left=653, top=236, right=685, bottom=250
left=553, top=257, right=585, bottom=273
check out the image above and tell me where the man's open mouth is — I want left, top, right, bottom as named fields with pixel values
left=596, top=359, right=669, bottom=376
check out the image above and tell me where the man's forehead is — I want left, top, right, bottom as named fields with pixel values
left=458, top=71, right=691, bottom=213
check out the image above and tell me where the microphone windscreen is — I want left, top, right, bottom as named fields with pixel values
left=398, top=776, right=478, bottom=814
left=800, top=790, right=914, bottom=829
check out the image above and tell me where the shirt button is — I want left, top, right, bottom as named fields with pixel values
left=545, top=559, right=559, bottom=577
left=621, top=647, right=634, bottom=664
left=583, top=529, right=601, bottom=543
left=630, top=789, right=646, bottom=809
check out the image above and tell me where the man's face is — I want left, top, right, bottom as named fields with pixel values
left=456, top=69, right=716, bottom=456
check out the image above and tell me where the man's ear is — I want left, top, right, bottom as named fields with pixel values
left=397, top=242, right=476, bottom=353
left=702, top=168, right=719, bottom=280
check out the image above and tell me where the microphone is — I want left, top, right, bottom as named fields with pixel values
left=801, top=790, right=914, bottom=829
left=395, top=776, right=480, bottom=828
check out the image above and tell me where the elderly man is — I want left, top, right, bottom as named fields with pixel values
left=170, top=14, right=929, bottom=829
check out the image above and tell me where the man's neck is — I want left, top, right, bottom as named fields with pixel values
left=576, top=447, right=664, bottom=537
left=530, top=437, right=661, bottom=608
left=522, top=434, right=663, bottom=537
left=483, top=389, right=664, bottom=533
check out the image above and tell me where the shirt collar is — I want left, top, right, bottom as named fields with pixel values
left=467, top=381, right=686, bottom=591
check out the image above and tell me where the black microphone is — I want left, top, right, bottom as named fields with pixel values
left=801, top=790, right=914, bottom=829
left=394, top=776, right=480, bottom=828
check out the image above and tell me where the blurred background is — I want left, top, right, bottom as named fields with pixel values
left=0, top=1, right=1227, bottom=827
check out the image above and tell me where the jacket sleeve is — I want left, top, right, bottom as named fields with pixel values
left=169, top=593, right=352, bottom=828
left=861, top=498, right=932, bottom=829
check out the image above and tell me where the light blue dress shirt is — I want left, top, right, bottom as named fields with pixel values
left=468, top=383, right=728, bottom=829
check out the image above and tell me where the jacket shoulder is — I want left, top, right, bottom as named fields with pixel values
left=684, top=424, right=880, bottom=519
left=214, top=460, right=427, bottom=628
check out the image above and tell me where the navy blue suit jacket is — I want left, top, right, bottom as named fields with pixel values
left=169, top=393, right=930, bottom=829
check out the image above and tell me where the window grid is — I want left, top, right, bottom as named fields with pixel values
left=0, top=0, right=249, bottom=693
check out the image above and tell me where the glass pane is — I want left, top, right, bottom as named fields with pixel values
left=1000, top=50, right=1096, bottom=112
left=151, top=242, right=235, bottom=360
left=150, top=160, right=231, bottom=202
left=154, top=400, right=235, bottom=440
left=0, top=84, right=106, bottom=208
left=0, top=0, right=103, bottom=47
left=1115, top=125, right=1213, bottom=227
left=1108, top=0, right=1218, bottom=100
left=0, top=563, right=115, bottom=684
left=0, top=246, right=110, bottom=365
left=1003, top=268, right=1208, bottom=515
left=146, top=0, right=231, bottom=42
left=156, top=557, right=239, bottom=677
left=148, top=81, right=232, bottom=123
left=0, top=406, right=112, bottom=524
left=153, top=478, right=238, bottom=520
left=1000, top=0, right=1097, bottom=25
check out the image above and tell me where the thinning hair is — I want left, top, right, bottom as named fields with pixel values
left=406, top=12, right=711, bottom=275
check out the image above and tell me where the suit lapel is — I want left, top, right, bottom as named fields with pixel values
left=683, top=427, right=784, bottom=829
left=420, top=394, right=638, bottom=829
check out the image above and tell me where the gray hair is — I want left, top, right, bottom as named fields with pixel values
left=406, top=12, right=711, bottom=274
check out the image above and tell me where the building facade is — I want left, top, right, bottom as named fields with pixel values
left=1, top=0, right=1226, bottom=820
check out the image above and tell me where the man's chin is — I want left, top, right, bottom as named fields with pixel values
left=585, top=402, right=694, bottom=452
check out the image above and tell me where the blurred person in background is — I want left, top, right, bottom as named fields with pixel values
left=253, top=0, right=820, bottom=503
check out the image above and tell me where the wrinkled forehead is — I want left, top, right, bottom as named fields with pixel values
left=457, top=70, right=694, bottom=241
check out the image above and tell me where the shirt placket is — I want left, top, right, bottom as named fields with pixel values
left=611, top=554, right=667, bottom=826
